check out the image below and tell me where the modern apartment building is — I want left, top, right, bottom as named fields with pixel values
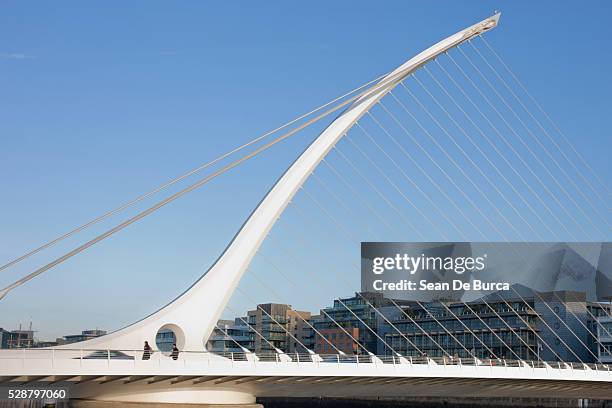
left=206, top=318, right=253, bottom=353
left=379, top=285, right=612, bottom=362
left=247, top=303, right=313, bottom=353
left=597, top=315, right=612, bottom=363
left=313, top=292, right=411, bottom=355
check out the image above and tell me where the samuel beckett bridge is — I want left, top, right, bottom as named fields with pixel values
left=1, top=13, right=611, bottom=405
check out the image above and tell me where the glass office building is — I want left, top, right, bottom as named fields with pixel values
left=379, top=285, right=612, bottom=362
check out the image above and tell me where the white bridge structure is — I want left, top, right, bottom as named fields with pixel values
left=1, top=13, right=611, bottom=405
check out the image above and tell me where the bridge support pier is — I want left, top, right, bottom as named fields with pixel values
left=70, top=402, right=262, bottom=408
left=72, top=383, right=258, bottom=406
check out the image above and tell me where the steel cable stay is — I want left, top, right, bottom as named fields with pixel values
left=231, top=60, right=604, bottom=364
left=411, top=299, right=478, bottom=360
left=0, top=72, right=391, bottom=276
left=292, top=174, right=481, bottom=360
left=233, top=285, right=313, bottom=355
left=382, top=92, right=505, bottom=239
left=398, top=82, right=525, bottom=240
left=412, top=70, right=552, bottom=238
left=231, top=30, right=608, bottom=368
left=0, top=63, right=419, bottom=300
left=430, top=41, right=608, bottom=361
left=309, top=171, right=383, bottom=241
left=549, top=291, right=612, bottom=357
left=478, top=35, right=611, bottom=199
left=0, top=16, right=504, bottom=301
left=249, top=215, right=387, bottom=357
left=470, top=40, right=610, bottom=228
left=321, top=158, right=400, bottom=235
left=336, top=109, right=565, bottom=361
left=330, top=129, right=554, bottom=360
left=345, top=129, right=437, bottom=237
left=275, top=207, right=452, bottom=359
left=289, top=198, right=422, bottom=358
left=374, top=89, right=598, bottom=364
left=285, top=74, right=601, bottom=363
left=367, top=105, right=483, bottom=238
left=355, top=123, right=462, bottom=240
left=322, top=144, right=535, bottom=357
left=401, top=79, right=531, bottom=241
left=436, top=300, right=515, bottom=360
left=489, top=292, right=566, bottom=363
left=430, top=59, right=575, bottom=239
left=274, top=201, right=429, bottom=359
left=332, top=143, right=568, bottom=362
left=244, top=254, right=346, bottom=355
left=414, top=67, right=588, bottom=245
left=298, top=140, right=524, bottom=356
left=384, top=297, right=452, bottom=359
left=461, top=301, right=538, bottom=361
left=223, top=303, right=283, bottom=354
left=463, top=46, right=611, bottom=235
left=239, top=239, right=374, bottom=357
left=318, top=309, right=371, bottom=356
left=382, top=73, right=608, bottom=360
left=413, top=61, right=608, bottom=342
left=456, top=46, right=604, bottom=238
left=212, top=323, right=252, bottom=354
left=332, top=145, right=425, bottom=241
left=444, top=51, right=591, bottom=238
left=284, top=161, right=451, bottom=357
left=310, top=162, right=572, bottom=364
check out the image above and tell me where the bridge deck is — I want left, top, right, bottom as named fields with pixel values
left=1, top=349, right=611, bottom=399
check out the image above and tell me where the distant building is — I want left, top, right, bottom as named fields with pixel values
left=315, top=326, right=360, bottom=355
left=34, top=341, right=60, bottom=348
left=313, top=292, right=410, bottom=355
left=155, top=329, right=176, bottom=352
left=286, top=309, right=314, bottom=353
left=247, top=303, right=313, bottom=353
left=61, top=329, right=107, bottom=345
left=0, top=328, right=34, bottom=349
left=207, top=318, right=253, bottom=353
left=597, top=316, right=612, bottom=363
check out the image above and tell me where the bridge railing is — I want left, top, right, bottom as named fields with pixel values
left=0, top=348, right=610, bottom=374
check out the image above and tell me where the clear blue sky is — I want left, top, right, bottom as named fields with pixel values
left=0, top=1, right=610, bottom=340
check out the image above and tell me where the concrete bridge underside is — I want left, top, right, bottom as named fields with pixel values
left=2, top=374, right=611, bottom=402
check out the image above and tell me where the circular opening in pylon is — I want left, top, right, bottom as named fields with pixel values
left=155, top=324, right=185, bottom=354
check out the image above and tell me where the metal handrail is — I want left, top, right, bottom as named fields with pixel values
left=0, top=347, right=610, bottom=373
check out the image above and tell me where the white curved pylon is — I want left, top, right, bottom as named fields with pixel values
left=66, top=13, right=500, bottom=352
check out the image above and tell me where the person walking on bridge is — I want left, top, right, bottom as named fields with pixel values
left=142, top=341, right=152, bottom=360
left=171, top=343, right=179, bottom=360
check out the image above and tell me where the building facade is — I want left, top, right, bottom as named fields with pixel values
left=379, top=286, right=612, bottom=362
left=247, top=303, right=313, bottom=353
left=61, top=329, right=107, bottom=345
left=597, top=316, right=612, bottom=363
left=0, top=328, right=34, bottom=349
left=206, top=318, right=253, bottom=353
left=313, top=292, right=409, bottom=355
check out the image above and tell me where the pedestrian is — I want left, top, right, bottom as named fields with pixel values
left=171, top=343, right=179, bottom=360
left=142, top=341, right=152, bottom=360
